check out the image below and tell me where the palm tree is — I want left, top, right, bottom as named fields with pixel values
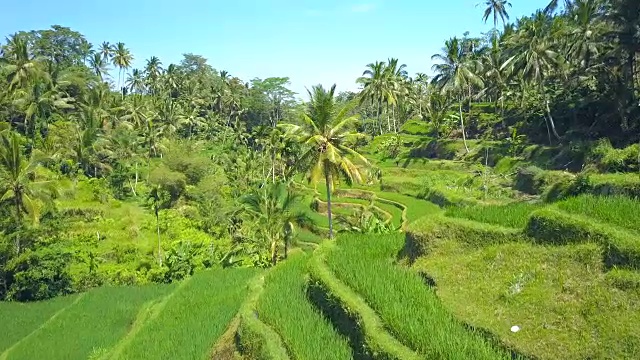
left=144, top=56, right=163, bottom=93
left=357, top=61, right=388, bottom=134
left=567, top=0, right=603, bottom=69
left=147, top=184, right=164, bottom=266
left=79, top=42, right=93, bottom=66
left=126, top=69, right=146, bottom=94
left=12, top=82, right=74, bottom=141
left=384, top=58, right=409, bottom=133
left=282, top=84, right=370, bottom=239
left=424, top=87, right=454, bottom=138
left=482, top=37, right=509, bottom=118
left=1, top=34, right=46, bottom=91
left=544, top=0, right=574, bottom=14
left=0, top=131, right=59, bottom=253
left=99, top=42, right=113, bottom=61
left=112, top=42, right=133, bottom=92
left=241, top=182, right=307, bottom=264
left=506, top=11, right=562, bottom=143
left=432, top=37, right=483, bottom=152
left=482, top=0, right=512, bottom=32
left=88, top=53, right=109, bottom=81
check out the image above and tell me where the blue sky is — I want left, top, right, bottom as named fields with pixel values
left=2, top=0, right=547, bottom=98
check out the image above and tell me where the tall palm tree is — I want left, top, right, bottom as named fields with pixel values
left=357, top=61, right=388, bottom=134
left=241, top=182, right=307, bottom=265
left=112, top=42, right=133, bottom=92
left=1, top=34, right=46, bottom=91
left=282, top=84, right=370, bottom=239
left=144, top=56, right=163, bottom=93
left=126, top=69, right=146, bottom=94
left=384, top=58, right=409, bottom=133
left=99, top=42, right=113, bottom=61
left=544, top=0, right=574, bottom=14
left=507, top=11, right=562, bottom=143
left=482, top=37, right=509, bottom=118
left=12, top=82, right=74, bottom=141
left=605, top=0, right=640, bottom=101
left=88, top=52, right=109, bottom=81
left=482, top=0, right=512, bottom=32
left=567, top=0, right=604, bottom=69
left=0, top=131, right=59, bottom=253
left=432, top=37, right=483, bottom=152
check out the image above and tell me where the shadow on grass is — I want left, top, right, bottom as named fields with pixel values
left=306, top=280, right=374, bottom=360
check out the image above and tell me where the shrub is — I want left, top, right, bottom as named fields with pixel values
left=5, top=247, right=74, bottom=302
left=400, top=119, right=433, bottom=135
left=148, top=165, right=186, bottom=206
left=606, top=269, right=640, bottom=291
left=163, top=142, right=212, bottom=184
left=590, top=138, right=640, bottom=173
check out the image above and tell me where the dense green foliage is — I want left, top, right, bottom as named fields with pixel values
left=1, top=1, right=640, bottom=359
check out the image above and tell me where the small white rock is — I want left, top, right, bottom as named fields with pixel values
left=510, top=325, right=520, bottom=333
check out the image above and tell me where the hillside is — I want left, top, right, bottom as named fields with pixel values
left=3, top=142, right=640, bottom=359
left=2, top=1, right=640, bottom=358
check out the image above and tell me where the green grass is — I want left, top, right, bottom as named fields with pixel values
left=374, top=200, right=404, bottom=228
left=294, top=228, right=324, bottom=245
left=292, top=194, right=330, bottom=229
left=117, top=267, right=257, bottom=360
left=445, top=202, right=544, bottom=229
left=326, top=233, right=511, bottom=359
left=0, top=295, right=80, bottom=354
left=557, top=194, right=640, bottom=233
left=6, top=284, right=174, bottom=360
left=256, top=253, right=352, bottom=359
left=353, top=187, right=441, bottom=223
left=414, top=240, right=640, bottom=359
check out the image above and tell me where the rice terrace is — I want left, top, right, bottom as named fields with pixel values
left=1, top=0, right=640, bottom=358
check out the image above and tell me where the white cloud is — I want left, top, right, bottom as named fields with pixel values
left=351, top=3, right=376, bottom=13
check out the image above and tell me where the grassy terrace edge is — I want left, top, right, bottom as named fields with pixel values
left=308, top=241, right=422, bottom=360
left=236, top=274, right=291, bottom=360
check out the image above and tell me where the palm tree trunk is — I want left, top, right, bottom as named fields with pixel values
left=377, top=98, right=383, bottom=135
left=385, top=104, right=391, bottom=133
left=392, top=106, right=397, bottom=133
left=14, top=196, right=22, bottom=254
left=272, top=149, right=276, bottom=184
left=129, top=178, right=137, bottom=197
left=459, top=100, right=470, bottom=153
left=156, top=211, right=162, bottom=266
left=544, top=97, right=561, bottom=142
left=270, top=240, right=277, bottom=265
left=324, top=163, right=334, bottom=239
left=543, top=115, right=552, bottom=145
